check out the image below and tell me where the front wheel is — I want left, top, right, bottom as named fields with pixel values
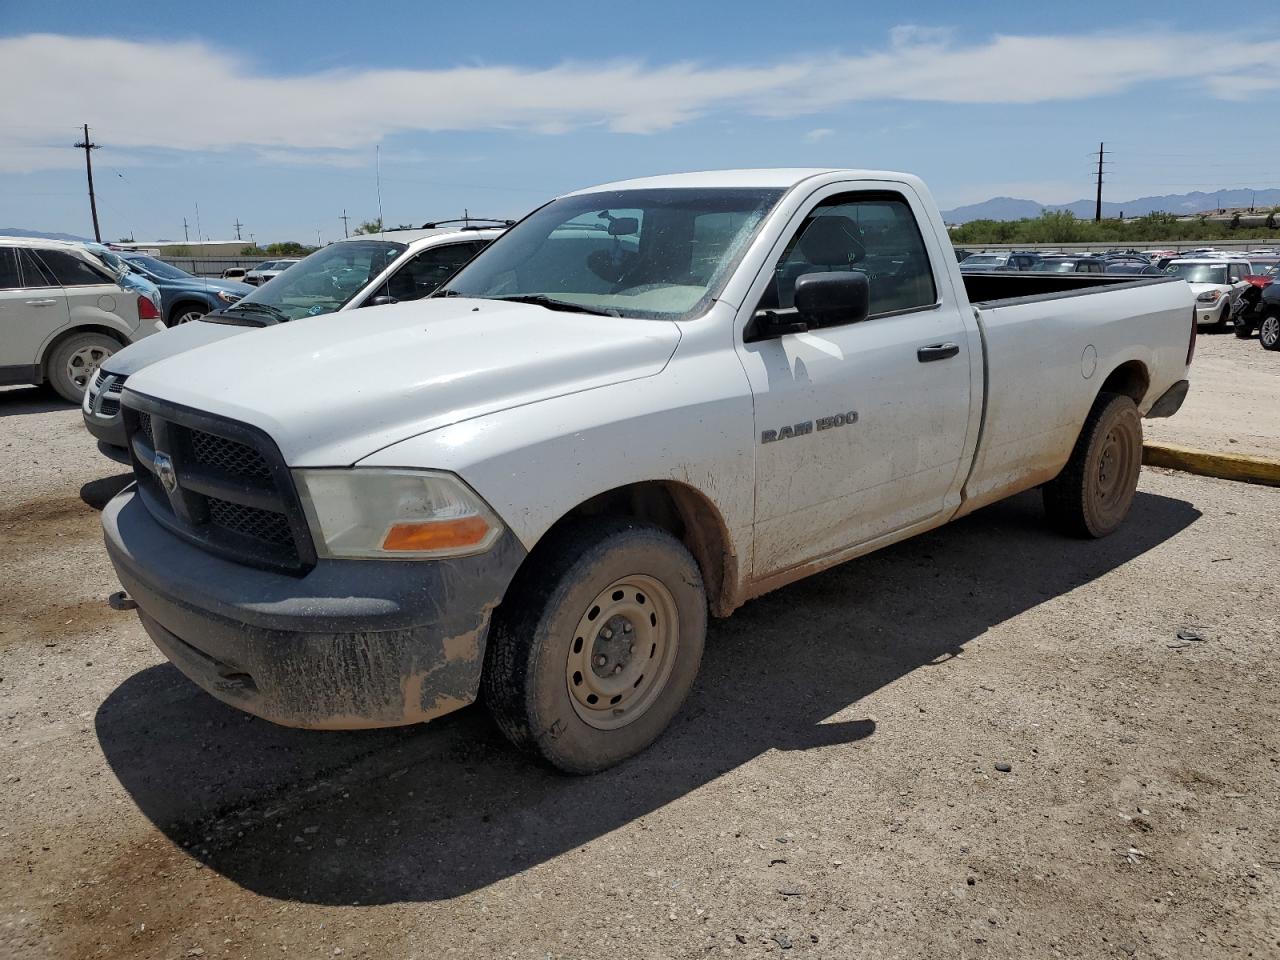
left=170, top=304, right=207, bottom=326
left=1043, top=392, right=1143, bottom=539
left=483, top=520, right=706, bottom=773
left=1261, top=313, right=1280, bottom=351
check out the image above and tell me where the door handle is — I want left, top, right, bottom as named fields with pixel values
left=917, top=342, right=960, bottom=362
left=25, top=299, right=58, bottom=307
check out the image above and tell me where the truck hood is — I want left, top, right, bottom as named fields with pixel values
left=123, top=297, right=682, bottom=466
left=101, top=318, right=251, bottom=377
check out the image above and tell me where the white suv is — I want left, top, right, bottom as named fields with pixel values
left=1163, top=258, right=1253, bottom=329
left=0, top=238, right=162, bottom=402
left=84, top=224, right=503, bottom=459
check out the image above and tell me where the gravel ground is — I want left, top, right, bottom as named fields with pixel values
left=1144, top=328, right=1279, bottom=459
left=1, top=366, right=1278, bottom=960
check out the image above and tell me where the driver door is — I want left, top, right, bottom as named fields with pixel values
left=735, top=185, right=976, bottom=579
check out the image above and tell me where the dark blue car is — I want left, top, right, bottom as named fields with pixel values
left=120, top=254, right=253, bottom=327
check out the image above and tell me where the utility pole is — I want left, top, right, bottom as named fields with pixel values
left=1094, top=141, right=1108, bottom=223
left=233, top=218, right=244, bottom=241
left=340, top=209, right=350, bottom=238
left=74, top=123, right=102, bottom=242
left=183, top=217, right=190, bottom=243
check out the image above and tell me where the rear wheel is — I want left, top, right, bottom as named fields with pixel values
left=45, top=332, right=118, bottom=403
left=1234, top=315, right=1254, bottom=338
left=483, top=520, right=706, bottom=773
left=1261, top=313, right=1280, bottom=351
left=1043, top=392, right=1143, bottom=539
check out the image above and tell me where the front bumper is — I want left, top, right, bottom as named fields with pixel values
left=103, top=485, right=526, bottom=729
left=1196, top=301, right=1228, bottom=325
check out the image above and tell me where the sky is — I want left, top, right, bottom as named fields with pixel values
left=2, top=0, right=1279, bottom=244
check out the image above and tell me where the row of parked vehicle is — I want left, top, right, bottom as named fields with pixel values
left=958, top=247, right=1280, bottom=348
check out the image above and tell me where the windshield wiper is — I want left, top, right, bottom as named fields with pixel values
left=490, top=294, right=620, bottom=317
left=226, top=301, right=291, bottom=323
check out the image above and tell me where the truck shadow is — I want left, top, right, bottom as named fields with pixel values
left=94, top=488, right=1199, bottom=906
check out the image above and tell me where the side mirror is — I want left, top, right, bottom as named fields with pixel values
left=367, top=295, right=398, bottom=307
left=793, top=271, right=870, bottom=328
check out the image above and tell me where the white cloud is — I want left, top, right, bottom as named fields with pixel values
left=2, top=29, right=1279, bottom=173
left=804, top=128, right=835, bottom=143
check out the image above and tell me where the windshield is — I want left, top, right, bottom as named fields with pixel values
left=1030, top=260, right=1080, bottom=273
left=962, top=255, right=1002, bottom=264
left=231, top=240, right=407, bottom=320
left=124, top=254, right=192, bottom=281
left=1166, top=263, right=1228, bottom=284
left=440, top=187, right=785, bottom=320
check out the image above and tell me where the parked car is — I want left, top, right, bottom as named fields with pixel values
left=83, top=225, right=502, bottom=461
left=1104, top=258, right=1163, bottom=275
left=221, top=267, right=249, bottom=281
left=1030, top=256, right=1106, bottom=274
left=243, top=259, right=302, bottom=286
left=1162, top=259, right=1253, bottom=330
left=116, top=253, right=251, bottom=327
left=959, top=251, right=1041, bottom=272
left=100, top=168, right=1195, bottom=772
left=83, top=242, right=163, bottom=312
left=1232, top=257, right=1280, bottom=337
left=1238, top=266, right=1280, bottom=349
left=0, top=238, right=161, bottom=402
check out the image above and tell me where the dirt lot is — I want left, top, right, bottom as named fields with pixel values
left=1144, top=328, right=1280, bottom=459
left=1, top=336, right=1278, bottom=960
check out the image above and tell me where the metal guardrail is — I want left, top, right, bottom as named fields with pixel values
left=955, top=239, right=1279, bottom=253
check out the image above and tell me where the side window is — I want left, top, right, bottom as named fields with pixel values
left=37, top=249, right=110, bottom=286
left=380, top=242, right=486, bottom=302
left=18, top=250, right=58, bottom=288
left=0, top=248, right=21, bottom=289
left=757, top=192, right=937, bottom=321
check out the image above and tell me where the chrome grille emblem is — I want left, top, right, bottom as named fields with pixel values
left=155, top=451, right=178, bottom=495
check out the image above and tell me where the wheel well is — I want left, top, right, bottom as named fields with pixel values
left=1098, top=360, right=1149, bottom=406
left=40, top=325, right=129, bottom=379
left=534, top=481, right=739, bottom=617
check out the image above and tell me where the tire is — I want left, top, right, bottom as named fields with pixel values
left=169, top=302, right=207, bottom=326
left=1214, top=300, right=1231, bottom=331
left=483, top=520, right=707, bottom=774
left=1234, top=316, right=1254, bottom=338
left=1042, top=392, right=1143, bottom=539
left=1261, top=313, right=1280, bottom=351
left=45, top=332, right=119, bottom=403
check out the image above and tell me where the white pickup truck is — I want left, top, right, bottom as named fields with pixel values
left=102, top=169, right=1195, bottom=772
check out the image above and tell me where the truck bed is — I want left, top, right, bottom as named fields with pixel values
left=962, top=271, right=1178, bottom=307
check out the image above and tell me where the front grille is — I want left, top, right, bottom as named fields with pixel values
left=208, top=498, right=295, bottom=545
left=122, top=398, right=315, bottom=574
left=87, top=372, right=127, bottom=418
left=190, top=431, right=273, bottom=482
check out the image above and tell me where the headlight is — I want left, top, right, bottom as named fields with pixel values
left=294, top=469, right=503, bottom=559
left=1196, top=290, right=1222, bottom=303
left=215, top=290, right=242, bottom=304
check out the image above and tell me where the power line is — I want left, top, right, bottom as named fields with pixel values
left=73, top=123, right=102, bottom=242
left=233, top=218, right=244, bottom=241
left=340, top=209, right=349, bottom=238
left=1094, top=141, right=1110, bottom=223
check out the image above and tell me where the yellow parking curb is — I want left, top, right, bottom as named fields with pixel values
left=1143, top=442, right=1280, bottom=487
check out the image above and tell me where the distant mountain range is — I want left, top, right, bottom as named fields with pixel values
left=942, top=189, right=1280, bottom=224
left=0, top=227, right=93, bottom=242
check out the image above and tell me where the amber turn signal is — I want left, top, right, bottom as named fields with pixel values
left=380, top=515, right=492, bottom=552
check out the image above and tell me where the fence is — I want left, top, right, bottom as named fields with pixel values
left=158, top=256, right=277, bottom=277
left=954, top=239, right=1278, bottom=254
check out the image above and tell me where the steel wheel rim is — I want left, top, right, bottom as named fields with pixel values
left=1094, top=422, right=1138, bottom=517
left=1262, top=316, right=1280, bottom=347
left=67, top=344, right=114, bottom=391
left=175, top=310, right=205, bottom=325
left=565, top=574, right=680, bottom=731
